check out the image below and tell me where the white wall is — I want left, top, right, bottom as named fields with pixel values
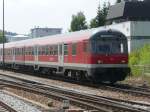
left=107, top=21, right=131, bottom=37
left=131, top=21, right=150, bottom=37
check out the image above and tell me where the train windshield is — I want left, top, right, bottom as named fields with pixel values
left=91, top=39, right=128, bottom=54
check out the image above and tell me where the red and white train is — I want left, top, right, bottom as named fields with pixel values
left=0, top=28, right=130, bottom=83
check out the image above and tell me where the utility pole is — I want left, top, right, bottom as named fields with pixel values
left=2, top=0, right=5, bottom=69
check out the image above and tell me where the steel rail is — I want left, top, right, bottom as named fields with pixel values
left=0, top=101, right=17, bottom=112
left=1, top=69, right=150, bottom=97
left=0, top=78, right=150, bottom=112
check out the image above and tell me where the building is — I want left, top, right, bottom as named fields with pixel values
left=6, top=34, right=31, bottom=42
left=31, top=27, right=62, bottom=38
left=106, top=0, right=150, bottom=53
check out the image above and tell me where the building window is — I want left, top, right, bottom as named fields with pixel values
left=72, top=43, right=76, bottom=55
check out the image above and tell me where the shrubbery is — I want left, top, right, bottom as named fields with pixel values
left=129, top=44, right=150, bottom=76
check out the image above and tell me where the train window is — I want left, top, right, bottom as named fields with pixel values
left=121, top=43, right=124, bottom=53
left=41, top=46, right=45, bottom=55
left=64, top=44, right=68, bottom=55
left=18, top=48, right=19, bottom=55
left=29, top=48, right=32, bottom=55
left=38, top=47, right=42, bottom=55
left=25, top=48, right=27, bottom=55
left=17, top=48, right=19, bottom=55
left=59, top=45, right=62, bottom=55
left=97, top=44, right=110, bottom=54
left=31, top=48, right=34, bottom=55
left=45, top=46, right=49, bottom=55
left=30, top=48, right=32, bottom=55
left=28, top=48, right=30, bottom=55
left=93, top=39, right=127, bottom=54
left=91, top=41, right=111, bottom=54
left=19, top=48, right=21, bottom=55
left=111, top=41, right=125, bottom=54
left=40, top=48, right=42, bottom=55
left=49, top=46, right=53, bottom=55
left=54, top=45, right=58, bottom=55
left=72, top=43, right=76, bottom=55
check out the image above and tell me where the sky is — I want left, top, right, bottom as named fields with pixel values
left=0, top=0, right=115, bottom=34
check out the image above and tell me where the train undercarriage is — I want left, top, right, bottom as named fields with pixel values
left=1, top=62, right=130, bottom=84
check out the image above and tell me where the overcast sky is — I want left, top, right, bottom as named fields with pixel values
left=0, top=0, right=115, bottom=34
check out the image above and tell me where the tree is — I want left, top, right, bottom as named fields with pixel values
left=116, top=0, right=122, bottom=3
left=90, top=2, right=110, bottom=28
left=0, top=31, right=7, bottom=43
left=70, top=12, right=88, bottom=32
left=0, top=32, right=3, bottom=43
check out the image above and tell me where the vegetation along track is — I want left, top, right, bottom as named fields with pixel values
left=0, top=74, right=150, bottom=112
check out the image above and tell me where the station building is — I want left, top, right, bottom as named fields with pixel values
left=106, top=0, right=150, bottom=53
left=6, top=34, right=31, bottom=42
left=31, top=27, right=62, bottom=38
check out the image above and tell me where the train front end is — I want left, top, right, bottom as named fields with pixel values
left=88, top=30, right=130, bottom=83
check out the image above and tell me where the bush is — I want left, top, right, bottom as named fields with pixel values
left=129, top=44, right=150, bottom=76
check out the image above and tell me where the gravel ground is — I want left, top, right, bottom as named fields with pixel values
left=122, top=76, right=150, bottom=87
left=0, top=90, right=42, bottom=112
left=4, top=87, right=66, bottom=108
left=0, top=70, right=150, bottom=103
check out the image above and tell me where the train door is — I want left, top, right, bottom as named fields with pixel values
left=58, top=43, right=64, bottom=66
left=34, top=45, right=38, bottom=64
left=83, top=41, right=88, bottom=64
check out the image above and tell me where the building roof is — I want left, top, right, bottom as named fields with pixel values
left=107, top=1, right=150, bottom=21
left=31, top=27, right=62, bottom=31
left=12, top=34, right=29, bottom=38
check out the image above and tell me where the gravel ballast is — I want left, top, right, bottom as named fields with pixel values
left=0, top=90, right=42, bottom=112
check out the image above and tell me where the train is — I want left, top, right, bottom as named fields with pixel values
left=0, top=28, right=130, bottom=83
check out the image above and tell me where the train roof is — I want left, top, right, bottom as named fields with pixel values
left=0, top=28, right=125, bottom=48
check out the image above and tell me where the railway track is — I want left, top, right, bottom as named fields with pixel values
left=99, top=83, right=150, bottom=98
left=0, top=73, right=150, bottom=112
left=0, top=100, right=17, bottom=112
left=1, top=69, right=150, bottom=98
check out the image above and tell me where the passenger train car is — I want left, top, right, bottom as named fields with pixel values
left=0, top=28, right=130, bottom=83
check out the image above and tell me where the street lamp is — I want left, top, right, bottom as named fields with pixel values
left=2, top=0, right=5, bottom=69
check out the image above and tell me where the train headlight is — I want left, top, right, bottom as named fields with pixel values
left=121, top=60, right=126, bottom=63
left=98, top=60, right=103, bottom=64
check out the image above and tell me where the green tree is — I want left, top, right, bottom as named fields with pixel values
left=0, top=32, right=7, bottom=43
left=0, top=32, right=3, bottom=43
left=90, top=2, right=110, bottom=28
left=70, top=12, right=88, bottom=32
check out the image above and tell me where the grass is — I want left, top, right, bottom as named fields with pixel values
left=129, top=44, right=150, bottom=76
left=125, top=44, right=150, bottom=85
